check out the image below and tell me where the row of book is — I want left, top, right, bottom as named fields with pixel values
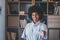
left=7, top=32, right=16, bottom=40
left=7, top=2, right=60, bottom=15
left=8, top=0, right=19, bottom=2
left=7, top=0, right=60, bottom=2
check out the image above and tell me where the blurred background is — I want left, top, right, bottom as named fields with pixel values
left=0, top=0, right=60, bottom=40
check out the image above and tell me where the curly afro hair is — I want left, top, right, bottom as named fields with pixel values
left=28, top=5, right=44, bottom=20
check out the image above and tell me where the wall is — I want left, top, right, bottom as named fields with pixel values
left=0, top=0, right=5, bottom=40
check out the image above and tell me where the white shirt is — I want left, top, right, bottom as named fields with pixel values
left=21, top=21, right=47, bottom=40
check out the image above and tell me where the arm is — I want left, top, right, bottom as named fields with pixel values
left=21, top=27, right=26, bottom=40
left=40, top=24, right=48, bottom=40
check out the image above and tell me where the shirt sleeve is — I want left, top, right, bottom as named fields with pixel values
left=40, top=23, right=48, bottom=40
left=21, top=26, right=26, bottom=39
left=41, top=24, right=47, bottom=31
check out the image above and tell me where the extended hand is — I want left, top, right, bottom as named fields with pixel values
left=40, top=30, right=46, bottom=38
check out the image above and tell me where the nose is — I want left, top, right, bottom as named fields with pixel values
left=34, top=15, right=37, bottom=18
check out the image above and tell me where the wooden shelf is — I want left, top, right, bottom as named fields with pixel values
left=8, top=2, right=19, bottom=3
left=7, top=14, right=19, bottom=16
left=20, top=1, right=32, bottom=3
left=48, top=1, right=55, bottom=2
left=20, top=0, right=42, bottom=1
left=20, top=0, right=47, bottom=3
left=7, top=26, right=19, bottom=28
left=8, top=0, right=19, bottom=3
left=48, top=14, right=60, bottom=16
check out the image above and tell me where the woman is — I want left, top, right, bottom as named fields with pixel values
left=21, top=6, right=47, bottom=40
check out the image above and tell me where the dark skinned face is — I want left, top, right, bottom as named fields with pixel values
left=32, top=12, right=40, bottom=24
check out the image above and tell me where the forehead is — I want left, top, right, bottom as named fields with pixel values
left=32, top=12, right=39, bottom=15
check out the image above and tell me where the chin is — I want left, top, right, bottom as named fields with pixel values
left=33, top=21, right=38, bottom=23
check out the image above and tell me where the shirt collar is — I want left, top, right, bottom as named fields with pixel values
left=32, top=21, right=41, bottom=26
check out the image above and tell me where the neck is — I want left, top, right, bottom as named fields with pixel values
left=33, top=22, right=36, bottom=24
left=33, top=21, right=39, bottom=24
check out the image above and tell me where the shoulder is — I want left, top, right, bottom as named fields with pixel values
left=40, top=23, right=47, bottom=30
left=26, top=22, right=32, bottom=26
left=41, top=23, right=47, bottom=27
left=25, top=22, right=32, bottom=28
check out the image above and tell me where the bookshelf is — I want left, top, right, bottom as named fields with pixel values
left=6, top=0, right=60, bottom=40
left=48, top=0, right=60, bottom=2
left=7, top=2, right=19, bottom=15
left=6, top=0, right=19, bottom=40
left=48, top=0, right=60, bottom=40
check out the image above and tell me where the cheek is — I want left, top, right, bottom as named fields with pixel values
left=36, top=15, right=40, bottom=20
left=32, top=15, right=40, bottom=20
left=32, top=15, right=35, bottom=19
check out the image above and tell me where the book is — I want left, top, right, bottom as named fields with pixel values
left=11, top=32, right=16, bottom=40
left=8, top=0, right=12, bottom=2
left=14, top=0, right=19, bottom=2
left=7, top=32, right=16, bottom=40
left=20, top=19, right=27, bottom=28
left=58, top=6, right=60, bottom=15
left=19, top=11, right=25, bottom=15
left=48, top=0, right=54, bottom=2
left=9, top=3, right=18, bottom=14
left=7, top=32, right=11, bottom=40
left=42, top=0, right=47, bottom=2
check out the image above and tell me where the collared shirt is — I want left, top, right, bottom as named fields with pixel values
left=21, top=21, right=47, bottom=40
